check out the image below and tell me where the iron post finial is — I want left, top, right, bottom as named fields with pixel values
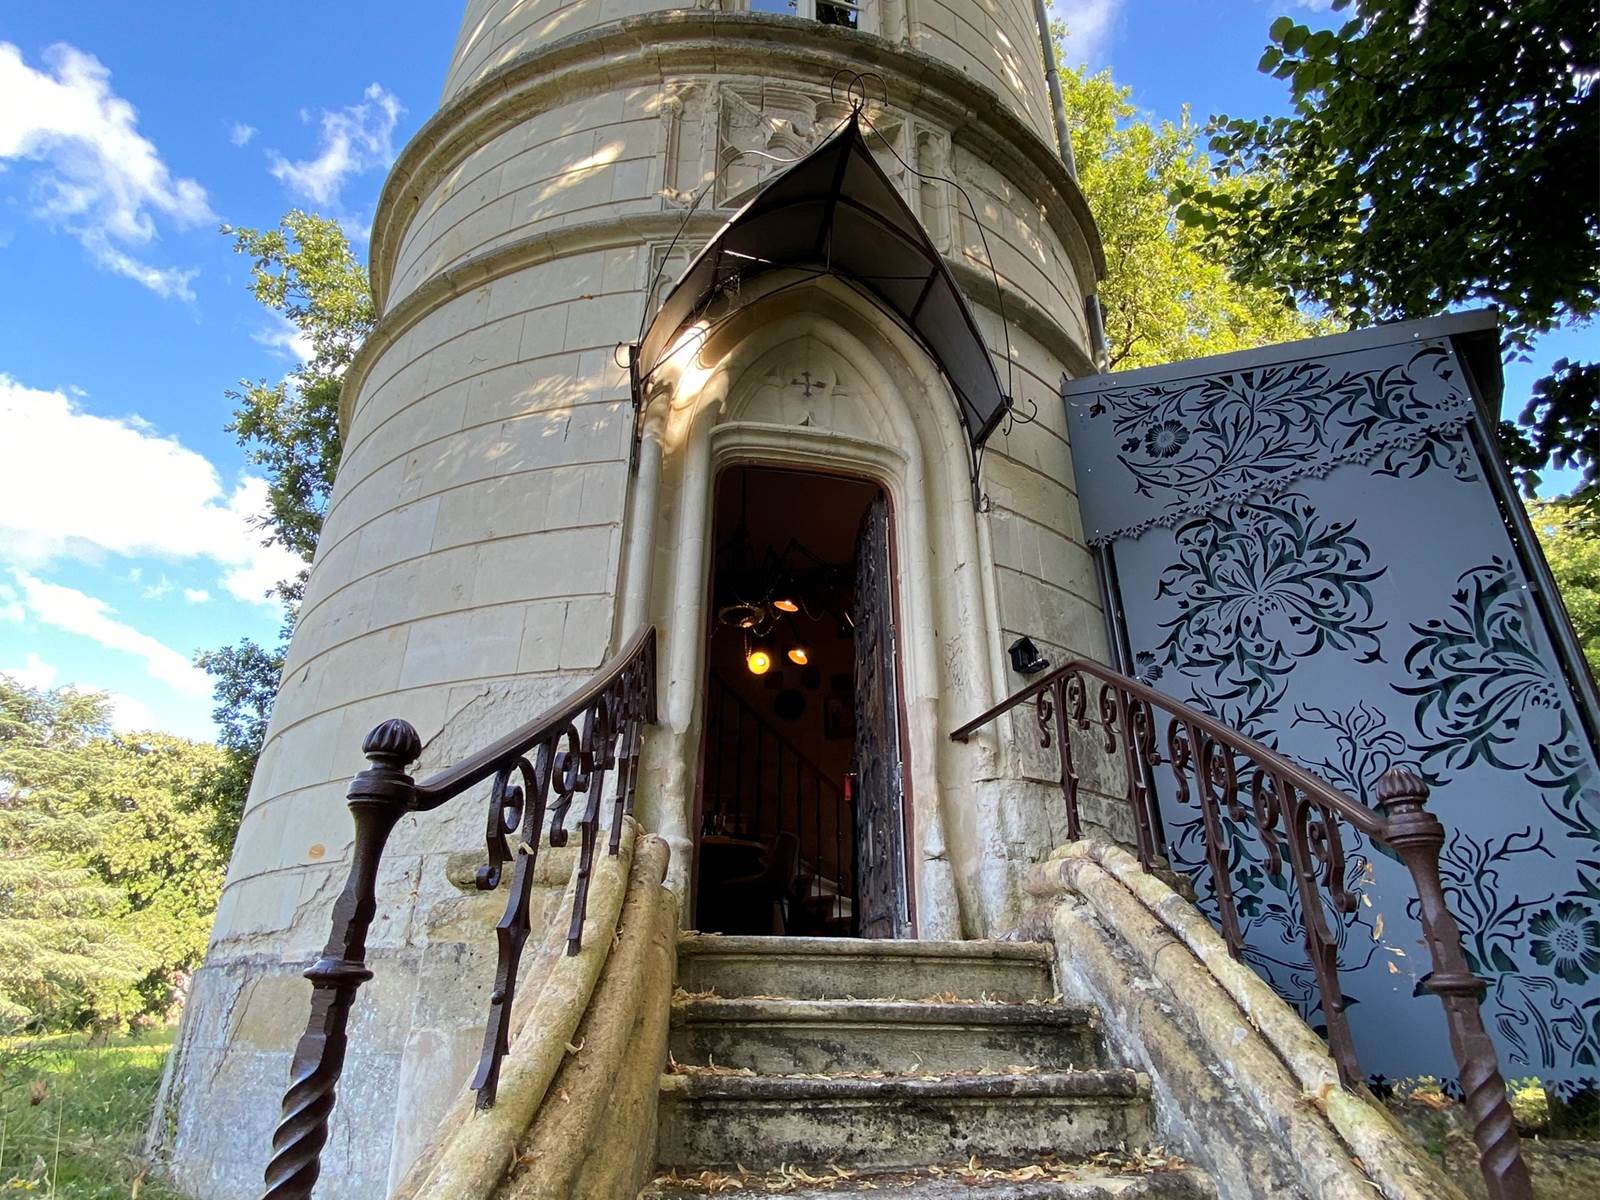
left=361, top=718, right=421, bottom=769
left=1374, top=765, right=1429, bottom=810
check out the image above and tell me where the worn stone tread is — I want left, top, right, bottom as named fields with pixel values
left=672, top=998, right=1096, bottom=1027
left=678, top=935, right=1055, bottom=963
left=670, top=994, right=1104, bottom=1077
left=640, top=1164, right=1211, bottom=1198
left=676, top=936, right=1058, bottom=1004
left=662, top=1068, right=1145, bottom=1102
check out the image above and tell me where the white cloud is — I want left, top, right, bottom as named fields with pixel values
left=101, top=689, right=157, bottom=732
left=0, top=375, right=304, bottom=605
left=0, top=42, right=212, bottom=298
left=183, top=588, right=210, bottom=604
left=228, top=121, right=256, bottom=148
left=3, top=652, right=59, bottom=690
left=252, top=314, right=314, bottom=364
left=80, top=231, right=200, bottom=300
left=1055, top=1, right=1121, bottom=66
left=0, top=583, right=21, bottom=623
left=268, top=82, right=402, bottom=207
left=11, top=571, right=211, bottom=698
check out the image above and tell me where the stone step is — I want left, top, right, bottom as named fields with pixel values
left=671, top=997, right=1104, bottom=1073
left=642, top=1164, right=1210, bottom=1199
left=677, top=936, right=1056, bottom=1003
left=656, top=1069, right=1153, bottom=1170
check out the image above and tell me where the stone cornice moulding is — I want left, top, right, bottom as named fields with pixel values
left=369, top=12, right=1106, bottom=314
left=339, top=212, right=1097, bottom=437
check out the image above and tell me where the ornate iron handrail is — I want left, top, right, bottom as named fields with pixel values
left=262, top=626, right=658, bottom=1199
left=951, top=656, right=1532, bottom=1200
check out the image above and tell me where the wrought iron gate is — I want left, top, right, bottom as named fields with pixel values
left=852, top=497, right=908, bottom=937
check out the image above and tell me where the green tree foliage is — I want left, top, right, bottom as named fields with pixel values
left=195, top=624, right=287, bottom=838
left=0, top=677, right=229, bottom=1030
left=225, top=210, right=373, bottom=566
left=201, top=212, right=370, bottom=814
left=1058, top=60, right=1332, bottom=370
left=1529, top=500, right=1600, bottom=678
left=1176, top=0, right=1598, bottom=507
left=0, top=684, right=143, bottom=1030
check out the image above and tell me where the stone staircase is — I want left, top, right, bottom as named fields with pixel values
left=641, top=936, right=1211, bottom=1198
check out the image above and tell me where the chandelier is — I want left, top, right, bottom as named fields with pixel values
left=714, top=482, right=849, bottom=675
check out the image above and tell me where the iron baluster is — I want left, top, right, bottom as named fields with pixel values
left=263, top=628, right=657, bottom=1199
left=1194, top=734, right=1246, bottom=958
left=263, top=719, right=421, bottom=1198
left=471, top=752, right=550, bottom=1107
left=1376, top=769, right=1532, bottom=1200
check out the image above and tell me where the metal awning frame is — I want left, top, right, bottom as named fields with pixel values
left=625, top=110, right=1015, bottom=509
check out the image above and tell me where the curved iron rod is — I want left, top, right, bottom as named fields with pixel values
left=949, top=655, right=1388, bottom=837
left=410, top=624, right=658, bottom=810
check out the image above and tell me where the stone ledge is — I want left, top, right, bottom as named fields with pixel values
left=661, top=1067, right=1147, bottom=1101
left=671, top=996, right=1096, bottom=1027
left=339, top=215, right=1096, bottom=439
left=368, top=12, right=1104, bottom=313
left=677, top=933, right=1055, bottom=961
left=642, top=1164, right=1210, bottom=1199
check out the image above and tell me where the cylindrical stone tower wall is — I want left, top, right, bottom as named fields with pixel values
left=155, top=6, right=1109, bottom=1197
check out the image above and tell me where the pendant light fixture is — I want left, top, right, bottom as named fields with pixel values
left=744, top=633, right=773, bottom=676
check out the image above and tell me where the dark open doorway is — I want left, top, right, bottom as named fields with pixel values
left=694, top=465, right=909, bottom=938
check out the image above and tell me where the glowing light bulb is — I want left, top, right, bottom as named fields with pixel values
left=787, top=645, right=810, bottom=666
left=746, top=647, right=773, bottom=675
left=773, top=598, right=799, bottom=613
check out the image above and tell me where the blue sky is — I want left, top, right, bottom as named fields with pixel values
left=0, top=2, right=1590, bottom=741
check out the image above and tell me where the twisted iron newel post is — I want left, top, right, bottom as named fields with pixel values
left=262, top=719, right=421, bottom=1200
left=1375, top=767, right=1533, bottom=1200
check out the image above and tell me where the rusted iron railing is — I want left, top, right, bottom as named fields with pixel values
left=951, top=656, right=1532, bottom=1200
left=262, top=626, right=658, bottom=1199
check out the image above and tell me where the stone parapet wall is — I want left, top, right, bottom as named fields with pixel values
left=367, top=15, right=1100, bottom=317
left=443, top=3, right=1057, bottom=144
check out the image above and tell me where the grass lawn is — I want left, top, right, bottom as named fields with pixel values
left=0, top=1030, right=189, bottom=1198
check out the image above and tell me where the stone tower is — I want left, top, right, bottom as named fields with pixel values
left=156, top=4, right=1107, bottom=1196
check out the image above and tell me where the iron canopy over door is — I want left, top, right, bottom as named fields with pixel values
left=852, top=497, right=910, bottom=938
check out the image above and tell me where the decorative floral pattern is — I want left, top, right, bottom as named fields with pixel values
left=1153, top=494, right=1386, bottom=732
left=1065, top=341, right=1472, bottom=544
left=1371, top=424, right=1480, bottom=483
left=1528, top=901, right=1600, bottom=986
left=1398, top=557, right=1568, bottom=776
left=1082, top=337, right=1600, bottom=1090
left=1141, top=419, right=1190, bottom=459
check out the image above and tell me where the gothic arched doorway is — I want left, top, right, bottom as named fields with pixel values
left=693, top=463, right=913, bottom=938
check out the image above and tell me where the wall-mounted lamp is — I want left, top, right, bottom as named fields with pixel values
left=1008, top=636, right=1050, bottom=675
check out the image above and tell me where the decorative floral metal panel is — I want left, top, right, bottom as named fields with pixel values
left=1063, top=320, right=1600, bottom=1095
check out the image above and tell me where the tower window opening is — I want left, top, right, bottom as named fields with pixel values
left=747, top=0, right=861, bottom=30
